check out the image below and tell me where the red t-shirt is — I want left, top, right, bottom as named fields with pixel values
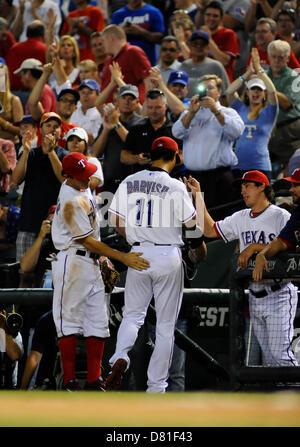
left=246, top=44, right=300, bottom=71
left=5, top=38, right=46, bottom=91
left=0, top=30, right=16, bottom=59
left=100, top=43, right=151, bottom=104
left=37, top=121, right=78, bottom=148
left=25, top=84, right=57, bottom=116
left=60, top=6, right=104, bottom=61
left=210, top=27, right=240, bottom=82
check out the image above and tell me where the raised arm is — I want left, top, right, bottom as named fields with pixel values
left=10, top=130, right=32, bottom=187
left=148, top=66, right=187, bottom=116
left=20, top=219, right=51, bottom=273
left=27, top=63, right=54, bottom=122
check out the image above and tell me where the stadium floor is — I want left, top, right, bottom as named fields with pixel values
left=1, top=391, right=300, bottom=428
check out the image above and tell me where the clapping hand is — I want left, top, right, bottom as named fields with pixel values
left=103, top=103, right=120, bottom=129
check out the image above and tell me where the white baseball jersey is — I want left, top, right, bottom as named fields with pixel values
left=216, top=204, right=291, bottom=290
left=109, top=168, right=196, bottom=245
left=108, top=168, right=196, bottom=393
left=216, top=204, right=291, bottom=251
left=51, top=181, right=109, bottom=339
left=217, top=204, right=298, bottom=367
left=52, top=180, right=101, bottom=251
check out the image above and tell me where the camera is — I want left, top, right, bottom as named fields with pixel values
left=6, top=312, right=23, bottom=337
left=197, top=84, right=207, bottom=100
left=0, top=306, right=23, bottom=337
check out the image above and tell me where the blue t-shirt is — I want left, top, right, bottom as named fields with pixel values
left=231, top=99, right=278, bottom=171
left=278, top=205, right=300, bottom=248
left=111, top=4, right=165, bottom=66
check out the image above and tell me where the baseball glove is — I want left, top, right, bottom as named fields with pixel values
left=100, top=256, right=120, bottom=293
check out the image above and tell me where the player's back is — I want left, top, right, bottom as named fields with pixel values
left=52, top=181, right=100, bottom=251
left=109, top=169, right=195, bottom=246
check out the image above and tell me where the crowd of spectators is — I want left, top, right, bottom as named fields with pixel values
left=0, top=0, right=300, bottom=391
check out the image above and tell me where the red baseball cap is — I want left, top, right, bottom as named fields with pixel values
left=283, top=168, right=300, bottom=184
left=151, top=137, right=181, bottom=163
left=62, top=152, right=97, bottom=180
left=235, top=170, right=270, bottom=185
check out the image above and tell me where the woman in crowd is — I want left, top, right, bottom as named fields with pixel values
left=0, top=63, right=23, bottom=142
left=226, top=47, right=278, bottom=181
left=47, top=35, right=80, bottom=95
left=65, top=126, right=103, bottom=193
left=169, top=11, right=195, bottom=61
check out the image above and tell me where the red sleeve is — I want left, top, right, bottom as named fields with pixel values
left=88, top=7, right=104, bottom=31
left=222, top=30, right=240, bottom=57
left=277, top=236, right=293, bottom=249
left=213, top=222, right=222, bottom=239
left=40, top=86, right=57, bottom=113
left=60, top=16, right=70, bottom=35
left=288, top=50, right=300, bottom=68
left=129, top=47, right=151, bottom=81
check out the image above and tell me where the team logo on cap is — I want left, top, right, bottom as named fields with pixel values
left=78, top=159, right=86, bottom=168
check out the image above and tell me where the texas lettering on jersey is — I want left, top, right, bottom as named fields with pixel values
left=241, top=230, right=276, bottom=245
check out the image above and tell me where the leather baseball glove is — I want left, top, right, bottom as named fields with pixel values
left=100, top=256, right=120, bottom=293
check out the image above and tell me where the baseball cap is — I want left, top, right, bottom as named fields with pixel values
left=57, top=88, right=80, bottom=103
left=66, top=126, right=88, bottom=144
left=151, top=136, right=181, bottom=163
left=246, top=78, right=266, bottom=90
left=14, top=115, right=36, bottom=126
left=13, top=58, right=43, bottom=74
left=189, top=30, right=210, bottom=44
left=118, top=84, right=139, bottom=99
left=167, top=70, right=189, bottom=86
left=235, top=170, right=270, bottom=185
left=78, top=79, right=100, bottom=93
left=62, top=152, right=97, bottom=180
left=40, top=112, right=62, bottom=127
left=283, top=168, right=300, bottom=183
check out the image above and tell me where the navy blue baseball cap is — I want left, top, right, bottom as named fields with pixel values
left=190, top=30, right=210, bottom=43
left=168, top=70, right=189, bottom=86
left=57, top=88, right=80, bottom=102
left=78, top=79, right=100, bottom=93
left=14, top=115, right=36, bottom=126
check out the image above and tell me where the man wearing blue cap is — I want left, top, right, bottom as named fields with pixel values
left=70, top=79, right=103, bottom=147
left=167, top=70, right=190, bottom=109
left=178, top=29, right=230, bottom=99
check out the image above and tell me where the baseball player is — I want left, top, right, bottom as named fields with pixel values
left=253, top=167, right=300, bottom=280
left=107, top=136, right=200, bottom=393
left=186, top=170, right=298, bottom=367
left=51, top=152, right=150, bottom=391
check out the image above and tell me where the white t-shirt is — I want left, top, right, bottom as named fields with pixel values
left=52, top=181, right=101, bottom=251
left=88, top=156, right=104, bottom=187
left=109, top=168, right=196, bottom=246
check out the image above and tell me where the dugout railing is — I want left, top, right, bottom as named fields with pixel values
left=230, top=252, right=300, bottom=390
